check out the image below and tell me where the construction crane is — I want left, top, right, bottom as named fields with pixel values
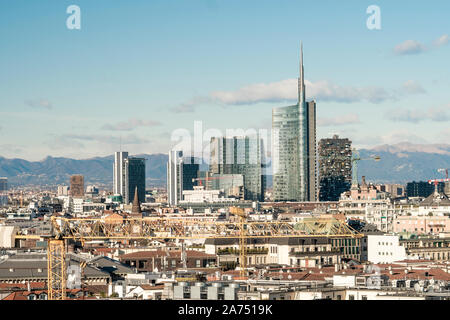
left=427, top=168, right=450, bottom=193
left=350, top=149, right=381, bottom=187
left=318, top=148, right=380, bottom=187
left=16, top=210, right=362, bottom=300
left=437, top=168, right=449, bottom=179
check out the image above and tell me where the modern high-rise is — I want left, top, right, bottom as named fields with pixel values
left=70, top=175, right=84, bottom=197
left=272, top=44, right=317, bottom=201
left=167, top=151, right=200, bottom=206
left=126, top=157, right=146, bottom=205
left=0, top=177, right=7, bottom=192
left=114, top=151, right=129, bottom=196
left=113, top=151, right=146, bottom=204
left=209, top=136, right=265, bottom=201
left=318, top=135, right=352, bottom=201
left=0, top=177, right=7, bottom=206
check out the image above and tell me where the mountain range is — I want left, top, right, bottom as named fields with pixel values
left=0, top=143, right=449, bottom=188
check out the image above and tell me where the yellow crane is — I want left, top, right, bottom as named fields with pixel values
left=16, top=208, right=362, bottom=299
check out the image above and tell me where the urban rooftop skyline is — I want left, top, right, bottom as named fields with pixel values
left=1, top=0, right=450, bottom=161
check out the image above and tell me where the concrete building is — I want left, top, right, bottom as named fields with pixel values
left=318, top=135, right=352, bottom=201
left=70, top=175, right=84, bottom=198
left=181, top=186, right=237, bottom=204
left=365, top=234, right=406, bottom=264
left=57, top=185, right=69, bottom=196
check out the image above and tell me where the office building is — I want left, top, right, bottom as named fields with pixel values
left=113, top=151, right=129, bottom=197
left=318, top=135, right=352, bottom=201
left=113, top=152, right=146, bottom=204
left=209, top=136, right=265, bottom=201
left=167, top=150, right=184, bottom=206
left=0, top=177, right=7, bottom=192
left=125, top=157, right=146, bottom=205
left=167, top=152, right=200, bottom=206
left=406, top=181, right=444, bottom=198
left=70, top=175, right=84, bottom=197
left=272, top=44, right=316, bottom=201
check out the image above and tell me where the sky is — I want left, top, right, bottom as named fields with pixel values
left=0, top=0, right=449, bottom=161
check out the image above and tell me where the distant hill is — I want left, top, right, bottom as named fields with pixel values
left=358, top=143, right=450, bottom=184
left=1, top=143, right=449, bottom=187
left=0, top=154, right=168, bottom=188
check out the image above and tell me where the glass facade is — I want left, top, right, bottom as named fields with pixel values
left=272, top=45, right=316, bottom=202
left=209, top=136, right=266, bottom=201
left=126, top=157, right=146, bottom=204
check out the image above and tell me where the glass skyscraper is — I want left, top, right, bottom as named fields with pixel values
left=272, top=44, right=317, bottom=202
left=126, top=157, right=146, bottom=205
left=209, top=136, right=266, bottom=201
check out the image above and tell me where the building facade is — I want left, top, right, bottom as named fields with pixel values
left=70, top=175, right=84, bottom=197
left=113, top=151, right=129, bottom=197
left=125, top=157, right=146, bottom=205
left=318, top=135, right=352, bottom=201
left=209, top=136, right=265, bottom=201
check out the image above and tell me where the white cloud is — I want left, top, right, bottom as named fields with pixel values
left=317, top=114, right=360, bottom=127
left=394, top=40, right=427, bottom=55
left=393, top=35, right=449, bottom=55
left=102, top=118, right=162, bottom=131
left=434, top=34, right=449, bottom=47
left=208, top=79, right=398, bottom=105
left=400, top=80, right=426, bottom=94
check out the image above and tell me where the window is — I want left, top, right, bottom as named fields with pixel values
left=196, top=259, right=201, bottom=267
left=349, top=295, right=355, bottom=300
left=362, top=295, right=367, bottom=300
left=171, top=260, right=176, bottom=267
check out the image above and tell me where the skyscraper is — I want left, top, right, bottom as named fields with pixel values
left=0, top=177, right=7, bottom=192
left=209, top=136, right=265, bottom=201
left=167, top=151, right=200, bottom=206
left=126, top=157, right=146, bottom=205
left=114, top=151, right=128, bottom=196
left=70, top=175, right=84, bottom=197
left=167, top=150, right=184, bottom=206
left=0, top=177, right=7, bottom=207
left=272, top=44, right=317, bottom=201
left=318, top=135, right=352, bottom=201
left=113, top=151, right=146, bottom=204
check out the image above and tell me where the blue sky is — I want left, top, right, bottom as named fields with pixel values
left=0, top=0, right=449, bottom=161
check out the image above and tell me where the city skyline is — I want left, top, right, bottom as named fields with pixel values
left=1, top=1, right=450, bottom=161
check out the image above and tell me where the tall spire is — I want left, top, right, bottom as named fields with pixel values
left=131, top=186, right=142, bottom=215
left=298, top=42, right=305, bottom=104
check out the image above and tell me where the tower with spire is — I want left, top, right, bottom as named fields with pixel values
left=272, top=42, right=317, bottom=202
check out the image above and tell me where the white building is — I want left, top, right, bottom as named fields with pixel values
left=113, top=151, right=129, bottom=199
left=167, top=150, right=183, bottom=206
left=57, top=185, right=70, bottom=196
left=181, top=186, right=237, bottom=203
left=366, top=234, right=406, bottom=264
